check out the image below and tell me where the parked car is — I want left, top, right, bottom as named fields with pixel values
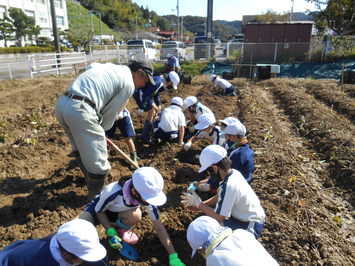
left=194, top=36, right=215, bottom=60
left=160, top=41, right=187, bottom=60
left=127, top=39, right=157, bottom=61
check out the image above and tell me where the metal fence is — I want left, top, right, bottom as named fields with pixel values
left=0, top=52, right=87, bottom=80
left=29, top=52, right=86, bottom=77
left=1, top=36, right=353, bottom=80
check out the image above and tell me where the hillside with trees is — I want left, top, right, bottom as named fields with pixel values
left=65, top=1, right=119, bottom=48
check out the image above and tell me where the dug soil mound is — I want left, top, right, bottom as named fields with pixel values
left=0, top=76, right=354, bottom=265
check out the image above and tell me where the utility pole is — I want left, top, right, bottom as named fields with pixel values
left=289, top=0, right=294, bottom=22
left=135, top=15, right=138, bottom=39
left=98, top=12, right=103, bottom=45
left=181, top=16, right=184, bottom=41
left=49, top=0, right=60, bottom=53
left=206, top=0, right=213, bottom=43
left=176, top=0, right=179, bottom=41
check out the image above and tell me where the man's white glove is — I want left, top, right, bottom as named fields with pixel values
left=137, top=109, right=144, bottom=116
left=181, top=190, right=202, bottom=208
left=183, top=141, right=192, bottom=151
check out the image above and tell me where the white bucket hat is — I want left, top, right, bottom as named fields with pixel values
left=167, top=53, right=173, bottom=58
left=224, top=121, right=247, bottom=137
left=171, top=96, right=183, bottom=107
left=194, top=113, right=216, bottom=130
left=132, top=167, right=167, bottom=206
left=187, top=216, right=223, bottom=258
left=219, top=117, right=240, bottom=126
left=56, top=219, right=107, bottom=262
left=199, top=144, right=227, bottom=173
left=183, top=96, right=198, bottom=110
left=209, top=74, right=216, bottom=80
left=168, top=71, right=180, bottom=90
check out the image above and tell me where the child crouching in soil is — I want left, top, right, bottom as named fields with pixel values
left=78, top=167, right=185, bottom=266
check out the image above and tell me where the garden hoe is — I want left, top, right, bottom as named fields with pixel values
left=106, top=137, right=139, bottom=169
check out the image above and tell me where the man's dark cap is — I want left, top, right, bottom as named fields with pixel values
left=129, top=58, right=155, bottom=86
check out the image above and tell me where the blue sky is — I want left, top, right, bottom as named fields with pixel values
left=132, top=0, right=319, bottom=21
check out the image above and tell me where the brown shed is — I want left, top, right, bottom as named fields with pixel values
left=244, top=23, right=313, bottom=43
left=242, top=23, right=313, bottom=63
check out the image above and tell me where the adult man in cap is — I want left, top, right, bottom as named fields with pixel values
left=182, top=96, right=213, bottom=140
left=0, top=219, right=107, bottom=265
left=134, top=71, right=180, bottom=144
left=166, top=53, right=181, bottom=72
left=186, top=216, right=278, bottom=266
left=153, top=97, right=186, bottom=144
left=181, top=145, right=265, bottom=238
left=78, top=166, right=185, bottom=266
left=56, top=59, right=155, bottom=199
left=210, top=74, right=236, bottom=96
left=183, top=113, right=224, bottom=152
left=224, top=122, right=255, bottom=183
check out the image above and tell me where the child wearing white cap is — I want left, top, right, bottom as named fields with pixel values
left=153, top=97, right=186, bottom=144
left=182, top=96, right=214, bottom=140
left=183, top=113, right=225, bottom=151
left=78, top=167, right=185, bottom=266
left=0, top=219, right=107, bottom=265
left=218, top=116, right=240, bottom=148
left=210, top=74, right=236, bottom=96
left=181, top=145, right=265, bottom=238
left=224, top=121, right=255, bottom=183
left=186, top=216, right=278, bottom=266
left=133, top=72, right=181, bottom=144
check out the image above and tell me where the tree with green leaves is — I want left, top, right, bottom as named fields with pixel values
left=8, top=7, right=40, bottom=47
left=255, top=10, right=290, bottom=23
left=307, top=0, right=354, bottom=35
left=157, top=17, right=170, bottom=31
left=0, top=17, right=14, bottom=47
left=28, top=24, right=42, bottom=44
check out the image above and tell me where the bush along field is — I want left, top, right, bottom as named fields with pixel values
left=0, top=76, right=354, bottom=265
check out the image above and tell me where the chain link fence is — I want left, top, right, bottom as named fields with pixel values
left=0, top=36, right=353, bottom=80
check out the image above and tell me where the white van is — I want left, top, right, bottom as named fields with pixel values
left=127, top=39, right=157, bottom=61
left=161, top=41, right=187, bottom=60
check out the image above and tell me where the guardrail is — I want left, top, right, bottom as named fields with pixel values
left=29, top=52, right=86, bottom=78
left=0, top=52, right=87, bottom=80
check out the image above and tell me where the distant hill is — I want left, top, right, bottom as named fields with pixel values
left=163, top=15, right=241, bottom=41
left=69, top=1, right=316, bottom=42
left=292, top=12, right=317, bottom=21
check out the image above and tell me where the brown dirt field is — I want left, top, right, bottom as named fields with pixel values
left=0, top=75, right=354, bottom=265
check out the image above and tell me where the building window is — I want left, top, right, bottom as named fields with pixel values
left=54, top=0, right=62, bottom=8
left=37, top=0, right=45, bottom=4
left=56, top=16, right=64, bottom=26
left=25, top=10, right=35, bottom=18
left=39, top=12, right=47, bottom=23
left=0, top=6, right=6, bottom=19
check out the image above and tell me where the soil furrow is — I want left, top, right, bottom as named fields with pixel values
left=235, top=79, right=354, bottom=265
left=260, top=79, right=354, bottom=192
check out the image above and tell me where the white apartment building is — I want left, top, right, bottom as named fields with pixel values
left=0, top=0, right=69, bottom=46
